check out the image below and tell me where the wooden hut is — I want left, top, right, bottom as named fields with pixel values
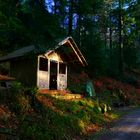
left=0, top=37, right=87, bottom=90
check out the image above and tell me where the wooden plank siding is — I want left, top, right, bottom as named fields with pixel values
left=10, top=57, right=37, bottom=87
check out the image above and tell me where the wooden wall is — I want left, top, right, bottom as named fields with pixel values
left=10, top=56, right=37, bottom=87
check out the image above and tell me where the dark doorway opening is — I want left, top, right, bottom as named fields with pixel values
left=49, top=61, right=57, bottom=90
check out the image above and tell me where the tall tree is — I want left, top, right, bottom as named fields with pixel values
left=118, top=0, right=124, bottom=74
left=68, top=0, right=74, bottom=35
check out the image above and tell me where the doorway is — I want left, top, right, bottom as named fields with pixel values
left=49, top=61, right=58, bottom=90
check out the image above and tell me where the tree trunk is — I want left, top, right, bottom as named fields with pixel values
left=109, top=10, right=113, bottom=65
left=54, top=0, right=57, bottom=14
left=118, top=0, right=124, bottom=74
left=77, top=14, right=82, bottom=46
left=68, top=0, right=74, bottom=36
left=104, top=31, right=107, bottom=49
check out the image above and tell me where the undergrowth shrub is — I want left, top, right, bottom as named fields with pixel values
left=94, top=77, right=140, bottom=106
left=7, top=82, right=34, bottom=114
left=67, top=71, right=89, bottom=94
left=10, top=81, right=23, bottom=95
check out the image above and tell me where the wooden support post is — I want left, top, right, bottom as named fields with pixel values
left=48, top=59, right=50, bottom=89
left=57, top=62, right=59, bottom=90
left=66, top=65, right=68, bottom=89
left=37, top=56, right=39, bottom=87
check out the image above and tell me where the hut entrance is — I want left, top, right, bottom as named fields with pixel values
left=49, top=61, right=58, bottom=89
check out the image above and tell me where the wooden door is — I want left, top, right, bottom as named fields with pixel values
left=49, top=61, right=58, bottom=90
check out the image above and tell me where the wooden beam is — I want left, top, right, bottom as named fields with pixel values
left=67, top=40, right=85, bottom=66
left=70, top=38, right=88, bottom=66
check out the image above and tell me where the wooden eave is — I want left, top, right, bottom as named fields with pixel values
left=55, top=37, right=88, bottom=67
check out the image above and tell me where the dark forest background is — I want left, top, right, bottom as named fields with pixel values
left=0, top=0, right=140, bottom=77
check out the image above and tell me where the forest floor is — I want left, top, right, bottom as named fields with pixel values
left=0, top=72, right=140, bottom=139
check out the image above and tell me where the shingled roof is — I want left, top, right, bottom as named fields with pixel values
left=0, top=37, right=88, bottom=67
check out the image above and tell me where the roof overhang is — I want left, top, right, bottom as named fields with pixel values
left=0, top=45, right=35, bottom=62
left=52, top=37, right=88, bottom=67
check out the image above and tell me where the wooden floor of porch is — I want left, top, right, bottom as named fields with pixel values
left=38, top=89, right=83, bottom=100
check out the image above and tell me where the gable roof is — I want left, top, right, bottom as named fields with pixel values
left=0, top=37, right=87, bottom=67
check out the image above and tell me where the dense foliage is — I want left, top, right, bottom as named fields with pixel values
left=0, top=0, right=140, bottom=75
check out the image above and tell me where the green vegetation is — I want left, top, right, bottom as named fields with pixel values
left=0, top=82, right=124, bottom=140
